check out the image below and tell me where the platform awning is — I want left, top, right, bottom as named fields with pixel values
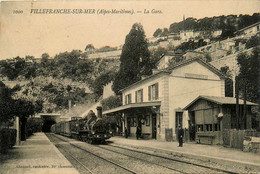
left=103, top=101, right=161, bottom=115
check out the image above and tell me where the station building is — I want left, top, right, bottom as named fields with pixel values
left=103, top=58, right=229, bottom=140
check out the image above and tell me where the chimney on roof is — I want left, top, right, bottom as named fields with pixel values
left=96, top=106, right=102, bottom=118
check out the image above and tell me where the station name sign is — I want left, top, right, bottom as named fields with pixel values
left=185, top=73, right=208, bottom=80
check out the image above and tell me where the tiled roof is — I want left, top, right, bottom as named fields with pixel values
left=184, top=95, right=258, bottom=110
left=200, top=95, right=257, bottom=105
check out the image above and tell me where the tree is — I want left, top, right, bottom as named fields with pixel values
left=101, top=95, right=122, bottom=111
left=153, top=28, right=162, bottom=37
left=24, top=62, right=37, bottom=79
left=237, top=48, right=259, bottom=129
left=53, top=50, right=92, bottom=81
left=13, top=98, right=36, bottom=140
left=220, top=66, right=233, bottom=97
left=0, top=81, right=16, bottom=123
left=0, top=81, right=41, bottom=140
left=85, top=44, right=95, bottom=51
left=160, top=28, right=169, bottom=37
left=0, top=57, right=26, bottom=80
left=89, top=71, right=116, bottom=100
left=237, top=48, right=259, bottom=103
left=112, top=23, right=151, bottom=94
left=245, top=35, right=260, bottom=49
left=41, top=53, right=50, bottom=61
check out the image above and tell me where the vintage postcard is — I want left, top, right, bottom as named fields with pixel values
left=0, top=0, right=259, bottom=173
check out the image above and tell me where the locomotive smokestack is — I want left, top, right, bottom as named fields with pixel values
left=96, top=106, right=102, bottom=118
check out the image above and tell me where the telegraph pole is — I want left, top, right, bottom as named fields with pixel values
left=235, top=76, right=240, bottom=130
left=243, top=79, right=247, bottom=129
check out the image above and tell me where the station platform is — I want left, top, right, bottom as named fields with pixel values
left=0, top=132, right=79, bottom=174
left=1, top=133, right=259, bottom=173
left=110, top=136, right=260, bottom=169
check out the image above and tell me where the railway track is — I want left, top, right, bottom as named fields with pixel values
left=47, top=133, right=137, bottom=174
left=57, top=145, right=94, bottom=174
left=48, top=133, right=240, bottom=173
left=98, top=144, right=238, bottom=174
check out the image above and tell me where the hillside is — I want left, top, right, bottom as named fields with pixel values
left=0, top=50, right=120, bottom=114
left=153, top=13, right=260, bottom=37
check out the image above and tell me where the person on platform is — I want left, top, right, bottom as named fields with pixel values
left=177, top=125, right=184, bottom=147
left=136, top=125, right=141, bottom=140
left=125, top=127, right=128, bottom=138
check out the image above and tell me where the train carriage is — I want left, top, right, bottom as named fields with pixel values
left=64, top=121, right=71, bottom=137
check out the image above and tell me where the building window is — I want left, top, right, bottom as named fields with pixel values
left=148, top=83, right=158, bottom=101
left=214, top=124, right=220, bottom=131
left=135, top=89, right=143, bottom=103
left=131, top=117, right=136, bottom=127
left=205, top=124, right=213, bottom=131
left=197, top=124, right=204, bottom=131
left=146, top=115, right=150, bottom=126
left=125, top=94, right=132, bottom=105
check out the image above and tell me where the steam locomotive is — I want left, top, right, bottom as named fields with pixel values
left=51, top=107, right=112, bottom=144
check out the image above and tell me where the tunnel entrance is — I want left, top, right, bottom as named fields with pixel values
left=42, top=119, right=56, bottom=132
left=40, top=113, right=60, bottom=132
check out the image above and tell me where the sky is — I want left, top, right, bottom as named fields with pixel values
left=0, top=0, right=259, bottom=60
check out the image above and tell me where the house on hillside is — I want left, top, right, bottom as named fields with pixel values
left=183, top=50, right=205, bottom=60
left=179, top=30, right=222, bottom=42
left=194, top=38, right=237, bottom=61
left=167, top=33, right=181, bottom=40
left=235, top=21, right=260, bottom=37
left=211, top=30, right=222, bottom=38
left=103, top=58, right=226, bottom=141
left=180, top=30, right=200, bottom=41
left=156, top=51, right=183, bottom=70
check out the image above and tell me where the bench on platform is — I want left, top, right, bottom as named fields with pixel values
left=197, top=134, right=215, bottom=145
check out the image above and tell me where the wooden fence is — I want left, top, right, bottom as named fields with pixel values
left=245, top=129, right=260, bottom=137
left=222, top=129, right=260, bottom=149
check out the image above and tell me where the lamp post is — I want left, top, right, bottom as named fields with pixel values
left=66, top=85, right=72, bottom=118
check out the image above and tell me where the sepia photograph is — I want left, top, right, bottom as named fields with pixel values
left=0, top=0, right=259, bottom=173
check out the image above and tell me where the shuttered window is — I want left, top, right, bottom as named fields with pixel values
left=125, top=94, right=132, bottom=105
left=148, top=83, right=159, bottom=101
left=135, top=89, right=143, bottom=103
left=195, top=109, right=218, bottom=132
left=148, top=86, right=151, bottom=101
